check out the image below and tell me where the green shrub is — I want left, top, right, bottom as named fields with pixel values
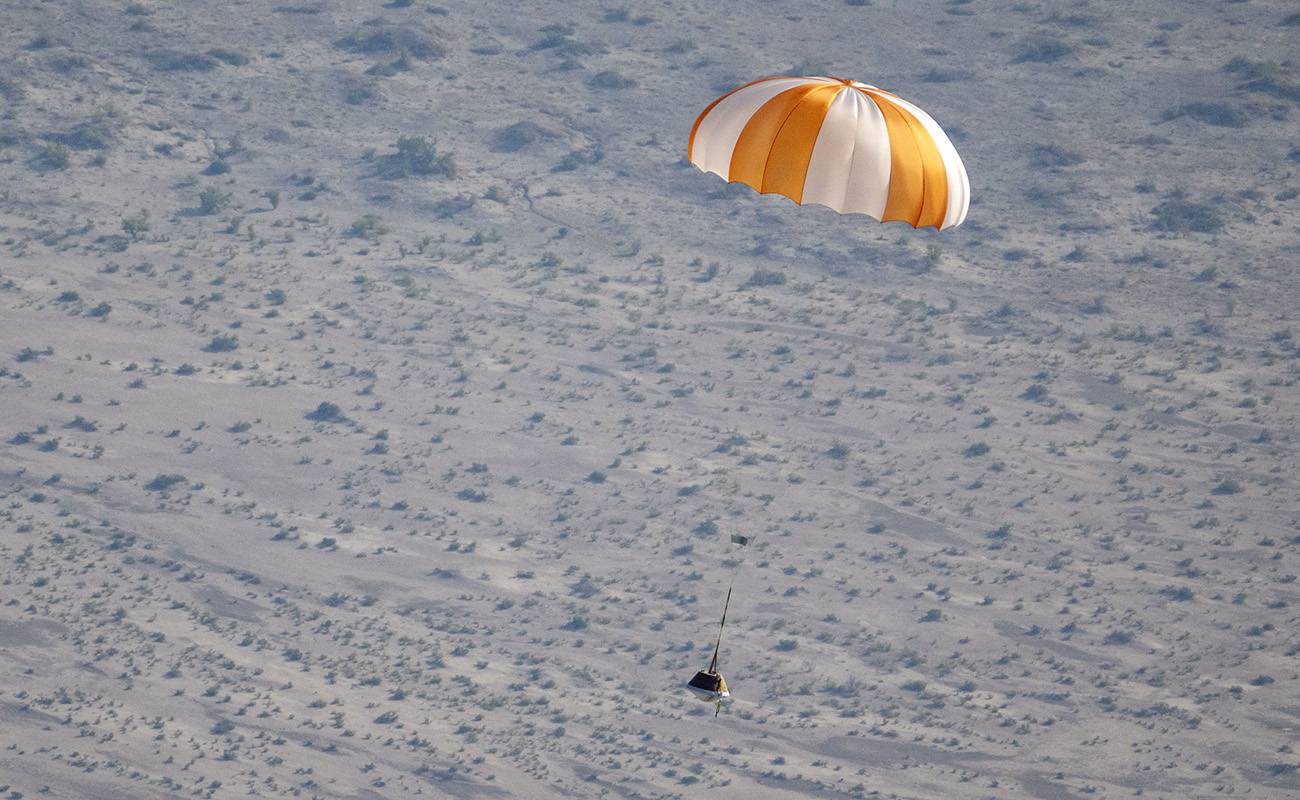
left=146, top=49, right=220, bottom=71
left=1011, top=36, right=1073, bottom=63
left=198, top=186, right=231, bottom=215
left=203, top=335, right=238, bottom=353
left=34, top=142, right=70, bottom=170
left=335, top=24, right=444, bottom=60
left=1151, top=192, right=1223, bottom=233
left=375, top=136, right=455, bottom=179
left=743, top=269, right=786, bottom=288
left=306, top=402, right=345, bottom=422
left=144, top=473, right=187, bottom=492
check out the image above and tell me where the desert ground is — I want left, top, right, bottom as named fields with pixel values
left=1, top=1, right=1298, bottom=798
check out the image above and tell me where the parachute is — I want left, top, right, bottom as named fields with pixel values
left=688, top=76, right=970, bottom=230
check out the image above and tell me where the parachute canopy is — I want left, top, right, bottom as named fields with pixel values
left=688, top=76, right=970, bottom=230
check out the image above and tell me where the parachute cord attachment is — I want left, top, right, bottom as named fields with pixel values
left=708, top=580, right=733, bottom=675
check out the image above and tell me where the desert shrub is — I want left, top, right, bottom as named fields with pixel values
left=146, top=49, right=220, bottom=71
left=1031, top=144, right=1084, bottom=168
left=203, top=159, right=230, bottom=175
left=588, top=70, right=636, bottom=89
left=306, top=402, right=346, bottom=422
left=529, top=26, right=574, bottom=51
left=207, top=48, right=248, bottom=66
left=1151, top=192, right=1223, bottom=233
left=693, top=518, right=718, bottom=537
left=88, top=302, right=111, bottom=317
left=569, top=575, right=600, bottom=598
left=49, top=56, right=91, bottom=76
left=1103, top=630, right=1132, bottom=645
left=33, top=142, right=70, bottom=170
left=1021, top=383, right=1049, bottom=401
left=456, top=487, right=487, bottom=502
left=198, top=186, right=231, bottom=215
left=550, top=146, right=601, bottom=172
left=45, top=107, right=124, bottom=150
left=348, top=214, right=385, bottom=238
left=1010, top=36, right=1073, bottom=63
left=1224, top=58, right=1300, bottom=102
left=1080, top=296, right=1106, bottom=315
left=340, top=79, right=380, bottom=105
left=963, top=442, right=990, bottom=457
left=1023, top=184, right=1067, bottom=211
left=365, top=54, right=412, bottom=77
left=1190, top=316, right=1221, bottom=337
left=145, top=473, right=187, bottom=492
left=0, top=75, right=24, bottom=102
left=491, top=121, right=555, bottom=153
left=203, top=335, right=238, bottom=352
left=743, top=269, right=786, bottom=288
left=375, top=136, right=455, bottom=178
left=16, top=346, right=53, bottom=362
left=1160, top=102, right=1247, bottom=127
left=121, top=210, right=149, bottom=240
left=430, top=194, right=475, bottom=217
left=91, top=233, right=128, bottom=252
left=1211, top=478, right=1242, bottom=495
left=335, top=22, right=444, bottom=60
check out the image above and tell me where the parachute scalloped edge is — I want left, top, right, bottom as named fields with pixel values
left=691, top=163, right=953, bottom=232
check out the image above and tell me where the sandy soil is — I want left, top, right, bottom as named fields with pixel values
left=1, top=1, right=1298, bottom=798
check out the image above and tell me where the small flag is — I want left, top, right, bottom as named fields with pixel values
left=730, top=534, right=750, bottom=546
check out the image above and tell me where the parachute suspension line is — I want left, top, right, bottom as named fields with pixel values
left=708, top=580, right=733, bottom=675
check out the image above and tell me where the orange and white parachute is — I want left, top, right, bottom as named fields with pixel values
left=688, top=76, right=969, bottom=230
